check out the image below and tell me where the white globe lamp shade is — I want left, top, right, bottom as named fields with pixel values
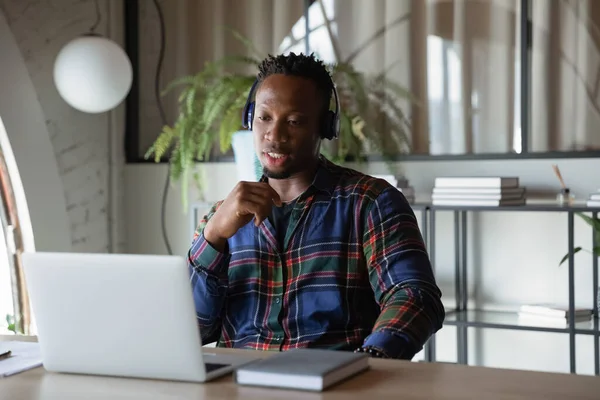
left=53, top=34, right=133, bottom=114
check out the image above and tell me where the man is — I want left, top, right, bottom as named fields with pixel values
left=188, top=52, right=444, bottom=359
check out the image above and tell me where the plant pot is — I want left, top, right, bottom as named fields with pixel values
left=231, top=130, right=262, bottom=182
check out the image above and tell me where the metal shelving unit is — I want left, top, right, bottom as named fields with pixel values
left=415, top=203, right=600, bottom=375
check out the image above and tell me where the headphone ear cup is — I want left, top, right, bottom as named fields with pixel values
left=243, top=102, right=255, bottom=130
left=333, top=112, right=340, bottom=139
left=242, top=80, right=259, bottom=130
left=321, top=110, right=336, bottom=140
left=242, top=103, right=249, bottom=128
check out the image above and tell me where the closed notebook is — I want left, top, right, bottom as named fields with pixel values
left=234, top=348, right=370, bottom=391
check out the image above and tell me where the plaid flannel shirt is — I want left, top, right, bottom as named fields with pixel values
left=188, top=157, right=444, bottom=359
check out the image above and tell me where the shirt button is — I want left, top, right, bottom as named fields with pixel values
left=275, top=297, right=281, bottom=304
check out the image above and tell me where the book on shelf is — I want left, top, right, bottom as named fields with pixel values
left=432, top=192, right=525, bottom=201
left=586, top=190, right=600, bottom=207
left=234, top=348, right=370, bottom=391
left=434, top=176, right=519, bottom=189
left=431, top=176, right=526, bottom=206
left=432, top=187, right=525, bottom=196
left=517, top=313, right=592, bottom=327
left=518, top=304, right=592, bottom=319
left=517, top=304, right=593, bottom=327
left=431, top=198, right=526, bottom=206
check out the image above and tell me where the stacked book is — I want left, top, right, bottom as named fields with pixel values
left=517, top=304, right=592, bottom=327
left=585, top=190, right=600, bottom=207
left=431, top=176, right=526, bottom=206
left=373, top=174, right=415, bottom=204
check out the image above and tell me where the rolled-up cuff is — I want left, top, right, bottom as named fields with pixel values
left=362, top=330, right=414, bottom=360
left=188, top=231, right=229, bottom=275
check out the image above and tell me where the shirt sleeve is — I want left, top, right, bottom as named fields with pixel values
left=188, top=201, right=231, bottom=344
left=361, top=186, right=445, bottom=359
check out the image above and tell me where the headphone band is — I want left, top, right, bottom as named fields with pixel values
left=330, top=81, right=341, bottom=138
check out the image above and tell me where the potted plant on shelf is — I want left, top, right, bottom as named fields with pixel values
left=559, top=212, right=600, bottom=311
left=145, top=29, right=416, bottom=208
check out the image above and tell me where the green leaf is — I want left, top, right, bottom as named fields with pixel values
left=192, top=170, right=204, bottom=192
left=180, top=166, right=189, bottom=211
left=200, top=78, right=239, bottom=133
left=184, top=85, right=197, bottom=115
left=576, top=212, right=600, bottom=231
left=575, top=213, right=600, bottom=248
left=5, top=313, right=20, bottom=334
left=144, top=126, right=175, bottom=162
left=559, top=246, right=583, bottom=266
left=169, top=142, right=184, bottom=182
left=161, top=75, right=196, bottom=96
left=219, top=107, right=243, bottom=153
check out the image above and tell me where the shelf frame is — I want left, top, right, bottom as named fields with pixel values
left=418, top=203, right=600, bottom=375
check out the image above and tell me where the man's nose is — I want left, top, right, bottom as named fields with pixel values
left=265, top=120, right=288, bottom=143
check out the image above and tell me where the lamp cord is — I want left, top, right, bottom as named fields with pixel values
left=90, top=0, right=101, bottom=33
left=151, top=0, right=173, bottom=255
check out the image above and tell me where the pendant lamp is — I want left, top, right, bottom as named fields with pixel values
left=53, top=1, right=132, bottom=113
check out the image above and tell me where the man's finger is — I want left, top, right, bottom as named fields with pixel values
left=237, top=200, right=271, bottom=225
left=241, top=192, right=271, bottom=208
left=248, top=183, right=282, bottom=207
left=235, top=199, right=261, bottom=218
left=266, top=185, right=282, bottom=207
left=254, top=215, right=266, bottom=227
left=253, top=207, right=271, bottom=227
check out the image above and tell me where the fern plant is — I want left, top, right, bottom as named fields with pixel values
left=145, top=54, right=259, bottom=206
left=326, top=61, right=415, bottom=165
left=145, top=30, right=416, bottom=207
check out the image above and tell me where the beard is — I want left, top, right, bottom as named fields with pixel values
left=262, top=166, right=292, bottom=180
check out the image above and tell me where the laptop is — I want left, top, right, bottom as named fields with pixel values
left=22, top=251, right=257, bottom=382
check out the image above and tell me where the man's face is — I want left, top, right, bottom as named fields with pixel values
left=253, top=74, right=323, bottom=180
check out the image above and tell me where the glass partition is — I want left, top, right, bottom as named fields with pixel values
left=125, top=0, right=600, bottom=161
left=278, top=0, right=600, bottom=158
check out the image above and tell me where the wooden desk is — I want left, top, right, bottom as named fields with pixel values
left=1, top=336, right=599, bottom=399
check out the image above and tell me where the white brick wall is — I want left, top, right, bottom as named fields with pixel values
left=0, top=0, right=124, bottom=253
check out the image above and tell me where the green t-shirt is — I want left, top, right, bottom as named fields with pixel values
left=269, top=200, right=296, bottom=251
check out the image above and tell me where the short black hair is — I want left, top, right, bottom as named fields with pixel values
left=257, top=52, right=333, bottom=114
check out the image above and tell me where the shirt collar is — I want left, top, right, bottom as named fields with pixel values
left=309, top=155, right=335, bottom=196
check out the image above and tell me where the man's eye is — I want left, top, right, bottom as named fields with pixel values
left=288, top=120, right=300, bottom=125
left=257, top=116, right=271, bottom=122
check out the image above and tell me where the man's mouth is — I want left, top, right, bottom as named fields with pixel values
left=263, top=151, right=290, bottom=166
left=267, top=152, right=286, bottom=159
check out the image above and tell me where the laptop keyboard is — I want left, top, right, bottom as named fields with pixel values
left=205, top=362, right=230, bottom=373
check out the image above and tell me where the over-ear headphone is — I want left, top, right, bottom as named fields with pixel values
left=241, top=77, right=341, bottom=140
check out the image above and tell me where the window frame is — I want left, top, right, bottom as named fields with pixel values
left=123, top=0, right=600, bottom=163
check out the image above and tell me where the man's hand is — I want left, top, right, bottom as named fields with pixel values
left=203, top=182, right=282, bottom=252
